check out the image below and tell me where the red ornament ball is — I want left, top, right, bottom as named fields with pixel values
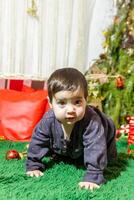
left=6, top=149, right=21, bottom=160
left=116, top=76, right=124, bottom=89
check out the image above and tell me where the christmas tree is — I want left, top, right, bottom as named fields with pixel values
left=86, top=0, right=134, bottom=128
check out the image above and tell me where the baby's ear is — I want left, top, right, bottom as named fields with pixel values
left=48, top=97, right=52, bottom=108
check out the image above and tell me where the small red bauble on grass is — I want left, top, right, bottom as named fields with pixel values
left=6, top=149, right=21, bottom=160
left=116, top=76, right=124, bottom=89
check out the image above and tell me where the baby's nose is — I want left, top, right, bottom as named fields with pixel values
left=66, top=104, right=75, bottom=113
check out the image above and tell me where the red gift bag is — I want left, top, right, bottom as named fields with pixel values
left=0, top=89, right=50, bottom=141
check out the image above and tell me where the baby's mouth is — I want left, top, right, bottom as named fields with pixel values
left=65, top=117, right=76, bottom=121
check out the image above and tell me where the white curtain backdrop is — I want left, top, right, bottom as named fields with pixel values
left=88, top=0, right=117, bottom=66
left=0, top=0, right=116, bottom=80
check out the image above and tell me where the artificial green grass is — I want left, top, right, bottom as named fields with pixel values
left=0, top=138, right=134, bottom=200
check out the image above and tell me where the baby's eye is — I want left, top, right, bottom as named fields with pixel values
left=58, top=101, right=66, bottom=106
left=75, top=100, right=82, bottom=105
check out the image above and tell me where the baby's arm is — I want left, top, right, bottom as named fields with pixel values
left=82, top=117, right=107, bottom=187
left=26, top=116, right=51, bottom=175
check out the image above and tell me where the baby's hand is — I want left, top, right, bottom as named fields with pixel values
left=26, top=170, right=44, bottom=177
left=78, top=181, right=100, bottom=190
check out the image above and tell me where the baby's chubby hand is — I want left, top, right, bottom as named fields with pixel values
left=26, top=170, right=44, bottom=177
left=78, top=181, right=100, bottom=190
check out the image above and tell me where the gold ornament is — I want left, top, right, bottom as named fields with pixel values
left=19, top=152, right=27, bottom=159
left=18, top=144, right=29, bottom=159
left=27, top=0, right=38, bottom=18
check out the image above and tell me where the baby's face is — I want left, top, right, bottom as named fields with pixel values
left=51, top=87, right=87, bottom=125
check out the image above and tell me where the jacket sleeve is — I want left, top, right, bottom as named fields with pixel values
left=82, top=116, right=107, bottom=185
left=26, top=116, right=51, bottom=172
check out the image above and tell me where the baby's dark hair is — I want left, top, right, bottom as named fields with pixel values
left=47, top=68, right=88, bottom=102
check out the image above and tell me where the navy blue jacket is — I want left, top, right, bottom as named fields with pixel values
left=26, top=106, right=117, bottom=185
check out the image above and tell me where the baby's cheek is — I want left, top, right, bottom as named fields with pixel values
left=77, top=108, right=85, bottom=118
left=54, top=110, right=65, bottom=120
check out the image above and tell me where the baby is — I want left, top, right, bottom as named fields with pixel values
left=26, top=67, right=117, bottom=190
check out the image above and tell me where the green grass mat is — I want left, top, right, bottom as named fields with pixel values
left=0, top=139, right=134, bottom=200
